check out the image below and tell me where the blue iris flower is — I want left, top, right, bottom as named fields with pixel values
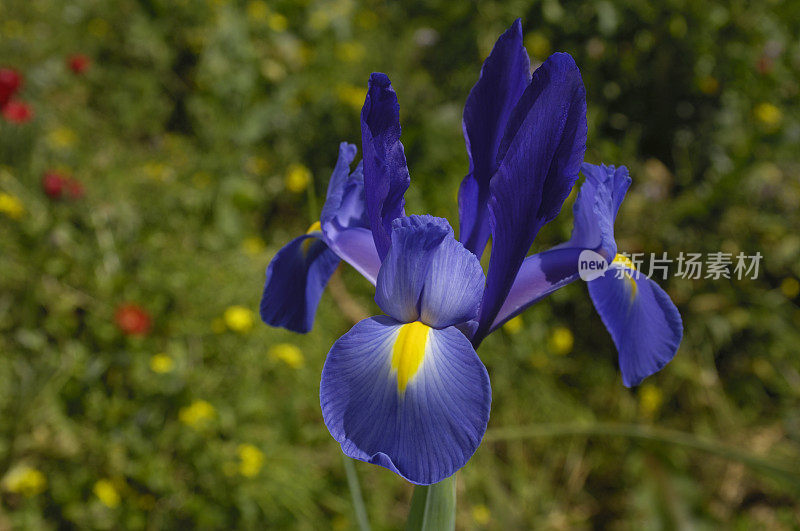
left=260, top=19, right=682, bottom=484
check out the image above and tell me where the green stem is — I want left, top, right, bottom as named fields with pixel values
left=342, top=455, right=371, bottom=531
left=485, top=422, right=800, bottom=488
left=406, top=475, right=456, bottom=531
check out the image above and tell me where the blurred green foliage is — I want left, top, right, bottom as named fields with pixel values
left=1, top=0, right=799, bottom=528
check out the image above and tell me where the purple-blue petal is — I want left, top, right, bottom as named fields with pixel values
left=567, top=163, right=630, bottom=259
left=375, top=215, right=484, bottom=328
left=490, top=248, right=582, bottom=331
left=459, top=18, right=531, bottom=256
left=588, top=266, right=683, bottom=387
left=260, top=232, right=340, bottom=333
left=319, top=149, right=381, bottom=284
left=320, top=316, right=491, bottom=485
left=475, top=53, right=587, bottom=342
left=489, top=163, right=631, bottom=332
left=361, top=73, right=410, bottom=260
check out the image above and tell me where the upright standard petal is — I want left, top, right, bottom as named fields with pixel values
left=374, top=216, right=484, bottom=328
left=588, top=258, right=683, bottom=387
left=565, top=163, right=630, bottom=259
left=260, top=227, right=340, bottom=333
left=459, top=18, right=531, bottom=256
left=475, top=53, right=587, bottom=342
left=490, top=163, right=631, bottom=330
left=320, top=146, right=381, bottom=284
left=320, top=316, right=491, bottom=485
left=361, top=73, right=411, bottom=260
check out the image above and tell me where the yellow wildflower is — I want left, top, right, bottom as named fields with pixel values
left=781, top=278, right=799, bottom=299
left=0, top=192, right=24, bottom=219
left=525, top=32, right=551, bottom=59
left=237, top=443, right=265, bottom=477
left=179, top=400, right=216, bottom=428
left=754, top=103, right=782, bottom=130
left=47, top=127, right=77, bottom=149
left=87, top=18, right=110, bottom=38
left=268, top=13, right=288, bottom=32
left=93, top=479, right=120, bottom=508
left=224, top=305, right=255, bottom=333
left=472, top=504, right=491, bottom=525
left=269, top=343, right=304, bottom=369
left=246, top=0, right=269, bottom=20
left=336, top=84, right=366, bottom=111
left=502, top=315, right=523, bottom=334
left=285, top=164, right=312, bottom=193
left=242, top=236, right=266, bottom=255
left=335, top=41, right=366, bottom=63
left=149, top=353, right=174, bottom=374
left=548, top=326, right=573, bottom=355
left=3, top=465, right=46, bottom=497
left=638, top=383, right=663, bottom=417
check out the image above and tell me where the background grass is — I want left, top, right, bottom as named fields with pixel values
left=1, top=0, right=799, bottom=528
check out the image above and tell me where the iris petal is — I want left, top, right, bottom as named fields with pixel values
left=475, top=53, right=587, bottom=342
left=320, top=316, right=491, bottom=485
left=375, top=216, right=484, bottom=328
left=565, top=163, right=630, bottom=259
left=260, top=232, right=340, bottom=333
left=588, top=263, right=683, bottom=387
left=459, top=18, right=531, bottom=256
left=361, top=73, right=411, bottom=260
left=320, top=148, right=381, bottom=284
left=490, top=163, right=631, bottom=331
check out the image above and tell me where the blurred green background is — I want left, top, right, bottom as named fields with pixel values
left=1, top=0, right=799, bottom=528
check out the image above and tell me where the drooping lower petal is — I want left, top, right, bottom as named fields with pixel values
left=375, top=216, right=484, bottom=328
left=459, top=18, right=531, bottom=257
left=361, top=73, right=410, bottom=260
left=260, top=230, right=340, bottom=333
left=320, top=316, right=491, bottom=485
left=588, top=260, right=683, bottom=387
left=475, top=53, right=587, bottom=342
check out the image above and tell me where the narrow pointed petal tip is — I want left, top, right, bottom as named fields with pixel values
left=459, top=17, right=531, bottom=256
left=260, top=233, right=340, bottom=333
left=320, top=316, right=491, bottom=485
left=361, top=73, right=410, bottom=259
left=375, top=215, right=485, bottom=328
left=588, top=266, right=683, bottom=387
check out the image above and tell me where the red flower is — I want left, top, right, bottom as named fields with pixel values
left=0, top=68, right=22, bottom=107
left=42, top=172, right=67, bottom=198
left=2, top=100, right=33, bottom=123
left=68, top=54, right=91, bottom=75
left=115, top=304, right=152, bottom=336
left=41, top=172, right=84, bottom=200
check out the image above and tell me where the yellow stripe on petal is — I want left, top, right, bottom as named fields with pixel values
left=612, top=253, right=636, bottom=270
left=302, top=221, right=322, bottom=255
left=612, top=254, right=638, bottom=300
left=391, top=321, right=430, bottom=394
left=306, top=221, right=322, bottom=235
